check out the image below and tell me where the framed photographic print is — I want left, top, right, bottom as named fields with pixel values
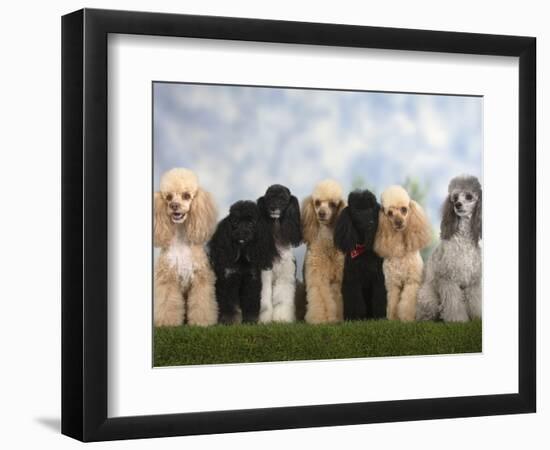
left=62, top=8, right=536, bottom=442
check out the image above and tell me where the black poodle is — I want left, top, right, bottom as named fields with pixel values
left=257, top=184, right=302, bottom=322
left=334, top=189, right=387, bottom=320
left=209, top=200, right=278, bottom=324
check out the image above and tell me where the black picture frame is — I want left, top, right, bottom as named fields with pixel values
left=62, top=8, right=536, bottom=442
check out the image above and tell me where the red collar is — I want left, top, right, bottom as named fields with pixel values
left=350, top=244, right=366, bottom=259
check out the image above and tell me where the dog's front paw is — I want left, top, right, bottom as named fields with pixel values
left=218, top=312, right=238, bottom=325
left=259, top=306, right=273, bottom=323
left=154, top=317, right=184, bottom=327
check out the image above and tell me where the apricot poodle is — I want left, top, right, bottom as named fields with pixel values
left=153, top=168, right=218, bottom=327
left=374, top=186, right=431, bottom=321
left=302, top=180, right=346, bottom=324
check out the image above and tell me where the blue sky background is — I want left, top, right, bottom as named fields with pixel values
left=153, top=82, right=482, bottom=276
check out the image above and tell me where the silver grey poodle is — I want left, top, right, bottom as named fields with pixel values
left=416, top=175, right=482, bottom=322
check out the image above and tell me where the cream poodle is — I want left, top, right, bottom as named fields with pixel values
left=302, top=180, right=346, bottom=324
left=153, top=168, right=218, bottom=326
left=374, top=186, right=431, bottom=321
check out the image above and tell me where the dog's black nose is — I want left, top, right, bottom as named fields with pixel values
left=455, top=201, right=463, bottom=209
left=394, top=218, right=403, bottom=227
left=169, top=202, right=179, bottom=211
left=318, top=210, right=326, bottom=219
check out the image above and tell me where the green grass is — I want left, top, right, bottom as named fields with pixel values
left=154, top=319, right=482, bottom=366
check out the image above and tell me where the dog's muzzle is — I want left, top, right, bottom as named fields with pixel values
left=453, top=205, right=467, bottom=216
left=171, top=212, right=186, bottom=223
left=391, top=218, right=404, bottom=231
left=317, top=209, right=329, bottom=222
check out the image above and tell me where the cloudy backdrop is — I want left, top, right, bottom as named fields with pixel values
left=153, top=82, right=482, bottom=277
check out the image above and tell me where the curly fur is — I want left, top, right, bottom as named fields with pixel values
left=153, top=168, right=218, bottom=326
left=257, top=185, right=302, bottom=323
left=417, top=175, right=482, bottom=322
left=302, top=180, right=346, bottom=324
left=334, top=190, right=387, bottom=320
left=209, top=200, right=279, bottom=324
left=374, top=185, right=431, bottom=321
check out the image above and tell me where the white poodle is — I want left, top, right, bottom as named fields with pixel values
left=257, top=184, right=302, bottom=323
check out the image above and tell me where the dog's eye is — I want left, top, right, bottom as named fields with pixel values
left=452, top=194, right=458, bottom=202
left=400, top=207, right=408, bottom=215
left=182, top=192, right=191, bottom=200
left=388, top=210, right=393, bottom=217
left=465, top=193, right=473, bottom=201
left=329, top=201, right=337, bottom=209
left=165, top=193, right=173, bottom=201
left=314, top=200, right=321, bottom=207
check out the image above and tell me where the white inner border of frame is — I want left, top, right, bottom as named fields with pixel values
left=107, top=34, right=519, bottom=418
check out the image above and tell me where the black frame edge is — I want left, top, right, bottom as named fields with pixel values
left=90, top=393, right=530, bottom=442
left=61, top=8, right=537, bottom=442
left=61, top=9, right=85, bottom=441
left=81, top=7, right=534, bottom=55
left=61, top=7, right=84, bottom=439
left=82, top=7, right=110, bottom=441
left=517, top=37, right=537, bottom=413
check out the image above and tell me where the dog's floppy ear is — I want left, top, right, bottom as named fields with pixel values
left=250, top=214, right=279, bottom=270
left=153, top=192, right=174, bottom=248
left=334, top=207, right=358, bottom=253
left=301, top=196, right=319, bottom=245
left=184, top=188, right=218, bottom=245
left=257, top=195, right=267, bottom=216
left=366, top=203, right=382, bottom=249
left=374, top=208, right=395, bottom=258
left=280, top=195, right=302, bottom=247
left=471, top=190, right=482, bottom=243
left=440, top=195, right=458, bottom=240
left=403, top=200, right=432, bottom=252
left=208, top=217, right=236, bottom=273
left=336, top=199, right=346, bottom=217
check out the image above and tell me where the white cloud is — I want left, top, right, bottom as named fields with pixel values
left=417, top=99, right=449, bottom=149
left=173, top=86, right=239, bottom=123
left=393, top=112, right=417, bottom=135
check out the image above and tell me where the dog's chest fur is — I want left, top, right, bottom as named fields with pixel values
left=166, top=236, right=194, bottom=286
left=305, top=225, right=344, bottom=283
left=317, top=226, right=341, bottom=260
left=383, top=252, right=423, bottom=284
left=272, top=244, right=295, bottom=278
left=438, top=220, right=481, bottom=283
